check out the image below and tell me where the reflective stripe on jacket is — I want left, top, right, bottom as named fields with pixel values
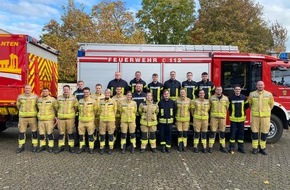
left=248, top=90, right=274, bottom=117
left=17, top=93, right=38, bottom=117
left=210, top=94, right=229, bottom=118
left=175, top=97, right=191, bottom=122
left=37, top=96, right=56, bottom=121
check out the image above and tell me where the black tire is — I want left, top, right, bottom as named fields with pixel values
left=267, top=115, right=283, bottom=143
left=0, top=122, right=7, bottom=133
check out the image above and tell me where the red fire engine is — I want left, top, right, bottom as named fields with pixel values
left=77, top=43, right=290, bottom=143
left=0, top=34, right=58, bottom=132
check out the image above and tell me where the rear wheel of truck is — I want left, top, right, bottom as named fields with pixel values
left=267, top=115, right=283, bottom=143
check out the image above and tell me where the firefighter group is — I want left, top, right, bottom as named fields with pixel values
left=16, top=70, right=274, bottom=156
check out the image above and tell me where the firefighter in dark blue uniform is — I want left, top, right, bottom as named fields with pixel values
left=196, top=72, right=215, bottom=99
left=228, top=84, right=249, bottom=153
left=107, top=72, right=129, bottom=96
left=132, top=83, right=146, bottom=134
left=73, top=80, right=85, bottom=147
left=182, top=72, right=197, bottom=100
left=147, top=73, right=163, bottom=103
left=129, top=71, right=147, bottom=93
left=158, top=89, right=176, bottom=153
left=163, top=71, right=181, bottom=101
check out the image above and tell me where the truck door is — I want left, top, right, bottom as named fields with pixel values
left=220, top=61, right=262, bottom=97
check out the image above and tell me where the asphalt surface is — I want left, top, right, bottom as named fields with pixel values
left=0, top=127, right=290, bottom=190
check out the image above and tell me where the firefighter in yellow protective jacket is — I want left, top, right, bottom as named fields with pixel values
left=248, top=81, right=274, bottom=155
left=16, top=84, right=38, bottom=153
left=139, top=92, right=159, bottom=153
left=175, top=88, right=191, bottom=151
left=120, top=91, right=137, bottom=154
left=98, top=89, right=117, bottom=155
left=209, top=86, right=229, bottom=153
left=77, top=87, right=98, bottom=154
left=112, top=86, right=126, bottom=142
left=36, top=88, right=57, bottom=153
left=91, top=83, right=105, bottom=134
left=54, top=85, right=78, bottom=154
left=192, top=89, right=210, bottom=153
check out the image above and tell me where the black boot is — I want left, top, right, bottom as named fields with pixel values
left=178, top=142, right=183, bottom=152
left=220, top=145, right=227, bottom=153
left=77, top=146, right=86, bottom=154
left=202, top=148, right=207, bottom=153
left=131, top=146, right=135, bottom=154
left=54, top=146, right=64, bottom=154
left=238, top=147, right=245, bottom=154
left=252, top=148, right=258, bottom=154
left=161, top=145, right=166, bottom=153
left=260, top=149, right=267, bottom=155
left=16, top=145, right=24, bottom=154
left=238, top=143, right=245, bottom=154
left=69, top=147, right=75, bottom=153
left=182, top=144, right=186, bottom=152
left=166, top=147, right=171, bottom=153
left=88, top=148, right=94, bottom=154
left=193, top=147, right=198, bottom=153
left=108, top=149, right=112, bottom=155
left=48, top=147, right=53, bottom=153
left=121, top=144, right=126, bottom=154
left=152, top=148, right=157, bottom=153
left=100, top=148, right=105, bottom=155
left=140, top=149, right=145, bottom=153
left=37, top=146, right=45, bottom=153
left=32, top=146, right=37, bottom=153
left=208, top=147, right=213, bottom=153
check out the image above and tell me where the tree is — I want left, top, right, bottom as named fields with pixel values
left=41, top=0, right=145, bottom=82
left=136, top=0, right=195, bottom=44
left=271, top=21, right=288, bottom=52
left=92, top=0, right=145, bottom=44
left=41, top=0, right=98, bottom=82
left=192, top=0, right=273, bottom=53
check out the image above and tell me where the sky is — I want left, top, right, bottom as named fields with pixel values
left=1, top=0, right=290, bottom=50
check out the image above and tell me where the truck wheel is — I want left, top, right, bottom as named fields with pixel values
left=0, top=122, right=7, bottom=132
left=267, top=115, right=283, bottom=143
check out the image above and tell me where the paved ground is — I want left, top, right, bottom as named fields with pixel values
left=0, top=128, right=290, bottom=190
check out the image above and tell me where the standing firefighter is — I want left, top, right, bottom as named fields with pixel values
left=192, top=90, right=210, bottom=153
left=36, top=88, right=57, bottom=153
left=163, top=71, right=181, bottom=101
left=91, top=84, right=105, bottom=138
left=139, top=92, right=159, bottom=153
left=73, top=80, right=85, bottom=146
left=196, top=72, right=215, bottom=99
left=77, top=87, right=98, bottom=154
left=129, top=71, right=147, bottom=93
left=98, top=89, right=117, bottom=155
left=158, top=89, right=175, bottom=153
left=112, top=86, right=126, bottom=141
left=182, top=72, right=197, bottom=100
left=119, top=91, right=137, bottom=154
left=175, top=88, right=192, bottom=151
left=107, top=72, right=129, bottom=96
left=147, top=73, right=163, bottom=103
left=209, top=86, right=229, bottom=153
left=228, top=84, right=249, bottom=154
left=248, top=81, right=274, bottom=155
left=54, top=85, right=78, bottom=154
left=16, top=84, right=38, bottom=153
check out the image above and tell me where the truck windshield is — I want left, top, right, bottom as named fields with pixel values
left=271, top=66, right=290, bottom=87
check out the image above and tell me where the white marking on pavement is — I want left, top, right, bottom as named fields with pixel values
left=178, top=153, right=202, bottom=189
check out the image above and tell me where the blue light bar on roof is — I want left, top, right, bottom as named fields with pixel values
left=279, top=52, right=289, bottom=60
